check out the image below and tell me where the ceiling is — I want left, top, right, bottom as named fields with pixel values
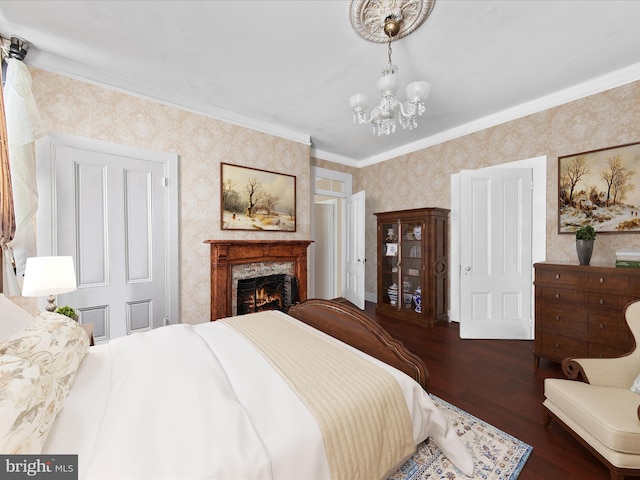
left=1, top=1, right=640, bottom=167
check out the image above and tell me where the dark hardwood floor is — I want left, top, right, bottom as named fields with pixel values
left=364, top=302, right=611, bottom=480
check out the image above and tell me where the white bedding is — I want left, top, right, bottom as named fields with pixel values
left=43, top=310, right=472, bottom=479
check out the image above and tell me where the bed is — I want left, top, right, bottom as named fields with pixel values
left=0, top=296, right=473, bottom=479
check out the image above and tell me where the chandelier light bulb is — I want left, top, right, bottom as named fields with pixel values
left=406, top=80, right=431, bottom=102
left=377, top=64, right=400, bottom=94
left=349, top=93, right=369, bottom=110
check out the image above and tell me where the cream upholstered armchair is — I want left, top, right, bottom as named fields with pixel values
left=544, top=300, right=640, bottom=480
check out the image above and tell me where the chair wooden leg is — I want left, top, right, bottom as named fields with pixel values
left=543, top=409, right=553, bottom=427
left=610, top=470, right=624, bottom=480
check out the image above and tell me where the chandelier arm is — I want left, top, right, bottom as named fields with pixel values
left=397, top=102, right=412, bottom=119
left=353, top=109, right=378, bottom=125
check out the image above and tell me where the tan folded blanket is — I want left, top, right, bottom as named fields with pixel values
left=223, top=311, right=415, bottom=480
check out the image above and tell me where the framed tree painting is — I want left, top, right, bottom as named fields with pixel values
left=221, top=163, right=296, bottom=231
left=558, top=141, right=640, bottom=233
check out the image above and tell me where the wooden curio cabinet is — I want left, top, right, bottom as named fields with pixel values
left=374, top=208, right=450, bottom=327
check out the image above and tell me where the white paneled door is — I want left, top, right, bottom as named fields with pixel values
left=459, top=168, right=533, bottom=339
left=36, top=135, right=178, bottom=343
left=345, top=190, right=366, bottom=309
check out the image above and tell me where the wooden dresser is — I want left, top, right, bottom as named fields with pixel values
left=533, top=262, right=640, bottom=367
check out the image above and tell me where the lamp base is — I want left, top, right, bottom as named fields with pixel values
left=46, top=295, right=57, bottom=312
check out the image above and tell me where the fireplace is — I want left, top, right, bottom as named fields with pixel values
left=237, top=274, right=298, bottom=315
left=204, top=240, right=312, bottom=320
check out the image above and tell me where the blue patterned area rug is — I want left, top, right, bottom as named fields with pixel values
left=389, top=395, right=532, bottom=480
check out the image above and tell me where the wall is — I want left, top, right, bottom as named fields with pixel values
left=28, top=68, right=311, bottom=324
left=332, top=81, right=640, bottom=297
left=24, top=68, right=640, bottom=316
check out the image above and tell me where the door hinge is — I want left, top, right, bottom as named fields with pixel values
left=162, top=177, right=168, bottom=187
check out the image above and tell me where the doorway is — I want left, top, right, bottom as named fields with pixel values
left=311, top=167, right=351, bottom=301
left=313, top=199, right=338, bottom=299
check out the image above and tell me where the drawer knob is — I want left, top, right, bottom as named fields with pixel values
left=600, top=277, right=604, bottom=283
left=555, top=315, right=560, bottom=320
left=555, top=274, right=560, bottom=279
left=599, top=299, right=604, bottom=305
left=555, top=293, right=560, bottom=299
left=555, top=343, right=560, bottom=348
left=599, top=323, right=605, bottom=329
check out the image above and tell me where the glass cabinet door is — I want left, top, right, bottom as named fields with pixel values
left=400, top=220, right=422, bottom=313
left=375, top=207, right=449, bottom=326
left=381, top=221, right=399, bottom=307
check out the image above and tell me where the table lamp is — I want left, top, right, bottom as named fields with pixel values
left=22, top=256, right=77, bottom=312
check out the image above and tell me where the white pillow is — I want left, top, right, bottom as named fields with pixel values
left=0, top=354, right=62, bottom=454
left=0, top=311, right=89, bottom=396
left=0, top=294, right=34, bottom=340
left=631, top=373, right=640, bottom=394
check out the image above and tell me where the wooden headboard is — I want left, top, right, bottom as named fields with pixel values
left=288, top=299, right=429, bottom=390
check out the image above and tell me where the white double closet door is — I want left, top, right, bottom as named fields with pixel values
left=36, top=134, right=178, bottom=343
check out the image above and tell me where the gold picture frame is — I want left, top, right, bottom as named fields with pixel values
left=221, top=163, right=296, bottom=231
left=558, top=141, right=640, bottom=233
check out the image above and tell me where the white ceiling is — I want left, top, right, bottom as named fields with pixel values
left=1, top=0, right=640, bottom=167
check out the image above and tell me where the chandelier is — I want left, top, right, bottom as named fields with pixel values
left=348, top=0, right=435, bottom=136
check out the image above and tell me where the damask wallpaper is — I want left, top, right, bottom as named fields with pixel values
left=25, top=67, right=640, bottom=318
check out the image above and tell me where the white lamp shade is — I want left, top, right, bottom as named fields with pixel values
left=22, top=256, right=77, bottom=297
left=349, top=93, right=369, bottom=110
left=376, top=71, right=400, bottom=94
left=406, top=80, right=431, bottom=101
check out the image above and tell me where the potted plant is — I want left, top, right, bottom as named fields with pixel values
left=575, top=225, right=596, bottom=266
left=55, top=305, right=78, bottom=321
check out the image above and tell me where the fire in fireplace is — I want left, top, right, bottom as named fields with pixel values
left=237, top=274, right=299, bottom=315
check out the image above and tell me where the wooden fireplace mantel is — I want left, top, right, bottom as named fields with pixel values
left=204, top=240, right=312, bottom=321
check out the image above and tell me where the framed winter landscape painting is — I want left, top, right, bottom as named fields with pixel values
left=558, top=141, right=640, bottom=233
left=221, top=163, right=296, bottom=231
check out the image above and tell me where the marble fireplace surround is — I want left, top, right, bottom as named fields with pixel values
left=204, top=240, right=312, bottom=320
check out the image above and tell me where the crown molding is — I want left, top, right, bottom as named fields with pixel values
left=24, top=48, right=312, bottom=147
left=310, top=147, right=361, bottom=168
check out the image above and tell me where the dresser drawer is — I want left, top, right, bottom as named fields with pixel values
left=536, top=286, right=584, bottom=304
left=536, top=305, right=585, bottom=337
left=535, top=268, right=583, bottom=287
left=586, top=273, right=629, bottom=291
left=586, top=312, right=631, bottom=343
left=536, top=332, right=587, bottom=362
left=585, top=293, right=631, bottom=310
left=587, top=340, right=634, bottom=359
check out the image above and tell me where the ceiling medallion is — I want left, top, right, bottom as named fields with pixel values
left=348, top=0, right=436, bottom=43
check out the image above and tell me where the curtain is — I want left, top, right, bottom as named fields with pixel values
left=0, top=64, right=15, bottom=294
left=3, top=57, right=44, bottom=294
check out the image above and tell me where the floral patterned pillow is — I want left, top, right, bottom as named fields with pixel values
left=631, top=373, right=640, bottom=394
left=0, top=311, right=89, bottom=396
left=0, top=354, right=62, bottom=453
